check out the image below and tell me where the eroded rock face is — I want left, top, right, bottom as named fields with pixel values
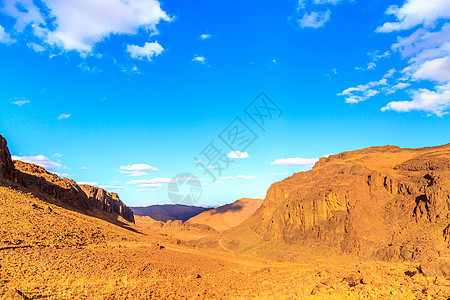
left=0, top=134, right=134, bottom=223
left=223, top=144, right=450, bottom=261
left=14, top=160, right=91, bottom=210
left=0, top=135, right=14, bottom=180
left=79, top=185, right=134, bottom=223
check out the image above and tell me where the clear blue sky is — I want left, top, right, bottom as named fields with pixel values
left=1, top=0, right=449, bottom=207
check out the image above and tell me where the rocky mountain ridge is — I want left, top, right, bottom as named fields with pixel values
left=220, top=143, right=450, bottom=261
left=0, top=134, right=134, bottom=223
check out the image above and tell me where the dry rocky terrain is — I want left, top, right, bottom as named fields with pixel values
left=1, top=134, right=450, bottom=299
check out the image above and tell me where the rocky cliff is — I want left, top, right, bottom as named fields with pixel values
left=0, top=135, right=15, bottom=180
left=0, top=134, right=134, bottom=223
left=221, top=144, right=450, bottom=261
left=80, top=184, right=134, bottom=223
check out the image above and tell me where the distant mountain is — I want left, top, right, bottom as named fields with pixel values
left=131, top=204, right=211, bottom=222
left=186, top=198, right=263, bottom=232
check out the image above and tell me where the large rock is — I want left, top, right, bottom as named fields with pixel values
left=14, top=160, right=91, bottom=210
left=420, top=258, right=450, bottom=277
left=80, top=184, right=134, bottom=223
left=0, top=135, right=15, bottom=180
left=221, top=144, right=450, bottom=261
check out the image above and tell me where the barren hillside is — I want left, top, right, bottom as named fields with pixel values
left=186, top=198, right=263, bottom=232
left=219, top=144, right=450, bottom=262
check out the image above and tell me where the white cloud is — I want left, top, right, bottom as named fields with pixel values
left=139, top=183, right=164, bottom=188
left=126, top=41, right=164, bottom=61
left=0, top=25, right=15, bottom=44
left=338, top=68, right=397, bottom=103
left=218, top=176, right=234, bottom=180
left=120, top=171, right=148, bottom=177
left=127, top=178, right=171, bottom=185
left=326, top=68, right=337, bottom=77
left=58, top=114, right=71, bottom=120
left=200, top=34, right=211, bottom=40
left=299, top=10, right=330, bottom=28
left=270, top=157, right=319, bottom=167
left=192, top=55, right=207, bottom=65
left=12, top=155, right=62, bottom=171
left=214, top=181, right=224, bottom=184
left=120, top=164, right=159, bottom=175
left=77, top=181, right=99, bottom=186
left=376, top=0, right=450, bottom=33
left=413, top=56, right=450, bottom=82
left=227, top=151, right=249, bottom=159
left=366, top=62, right=376, bottom=70
left=51, top=153, right=62, bottom=157
left=11, top=98, right=30, bottom=106
left=368, top=50, right=390, bottom=61
left=236, top=175, right=257, bottom=179
left=27, top=42, right=45, bottom=53
left=313, top=0, right=343, bottom=4
left=375, top=4, right=450, bottom=115
left=78, top=62, right=101, bottom=73
left=100, top=185, right=125, bottom=190
left=381, top=83, right=450, bottom=116
left=3, top=0, right=171, bottom=53
left=384, top=82, right=411, bottom=94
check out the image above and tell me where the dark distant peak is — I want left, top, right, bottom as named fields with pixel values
left=131, top=204, right=211, bottom=222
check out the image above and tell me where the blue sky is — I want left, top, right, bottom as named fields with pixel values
left=1, top=0, right=449, bottom=207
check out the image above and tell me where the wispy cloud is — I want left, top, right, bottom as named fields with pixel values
left=58, top=114, right=71, bottom=120
left=228, top=151, right=249, bottom=159
left=0, top=25, right=15, bottom=44
left=348, top=0, right=450, bottom=116
left=218, top=176, right=234, bottom=180
left=298, top=10, right=330, bottom=28
left=12, top=155, right=63, bottom=171
left=192, top=55, right=208, bottom=65
left=127, top=178, right=172, bottom=185
left=119, top=164, right=159, bottom=177
left=11, top=98, right=30, bottom=106
left=236, top=175, right=256, bottom=179
left=338, top=69, right=396, bottom=103
left=270, top=157, right=319, bottom=167
left=100, top=185, right=125, bottom=190
left=200, top=33, right=212, bottom=40
left=27, top=42, right=45, bottom=53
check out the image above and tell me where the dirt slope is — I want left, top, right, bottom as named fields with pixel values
left=186, top=198, right=263, bottom=232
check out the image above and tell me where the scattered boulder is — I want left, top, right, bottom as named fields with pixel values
left=420, top=257, right=450, bottom=277
left=343, top=273, right=363, bottom=287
